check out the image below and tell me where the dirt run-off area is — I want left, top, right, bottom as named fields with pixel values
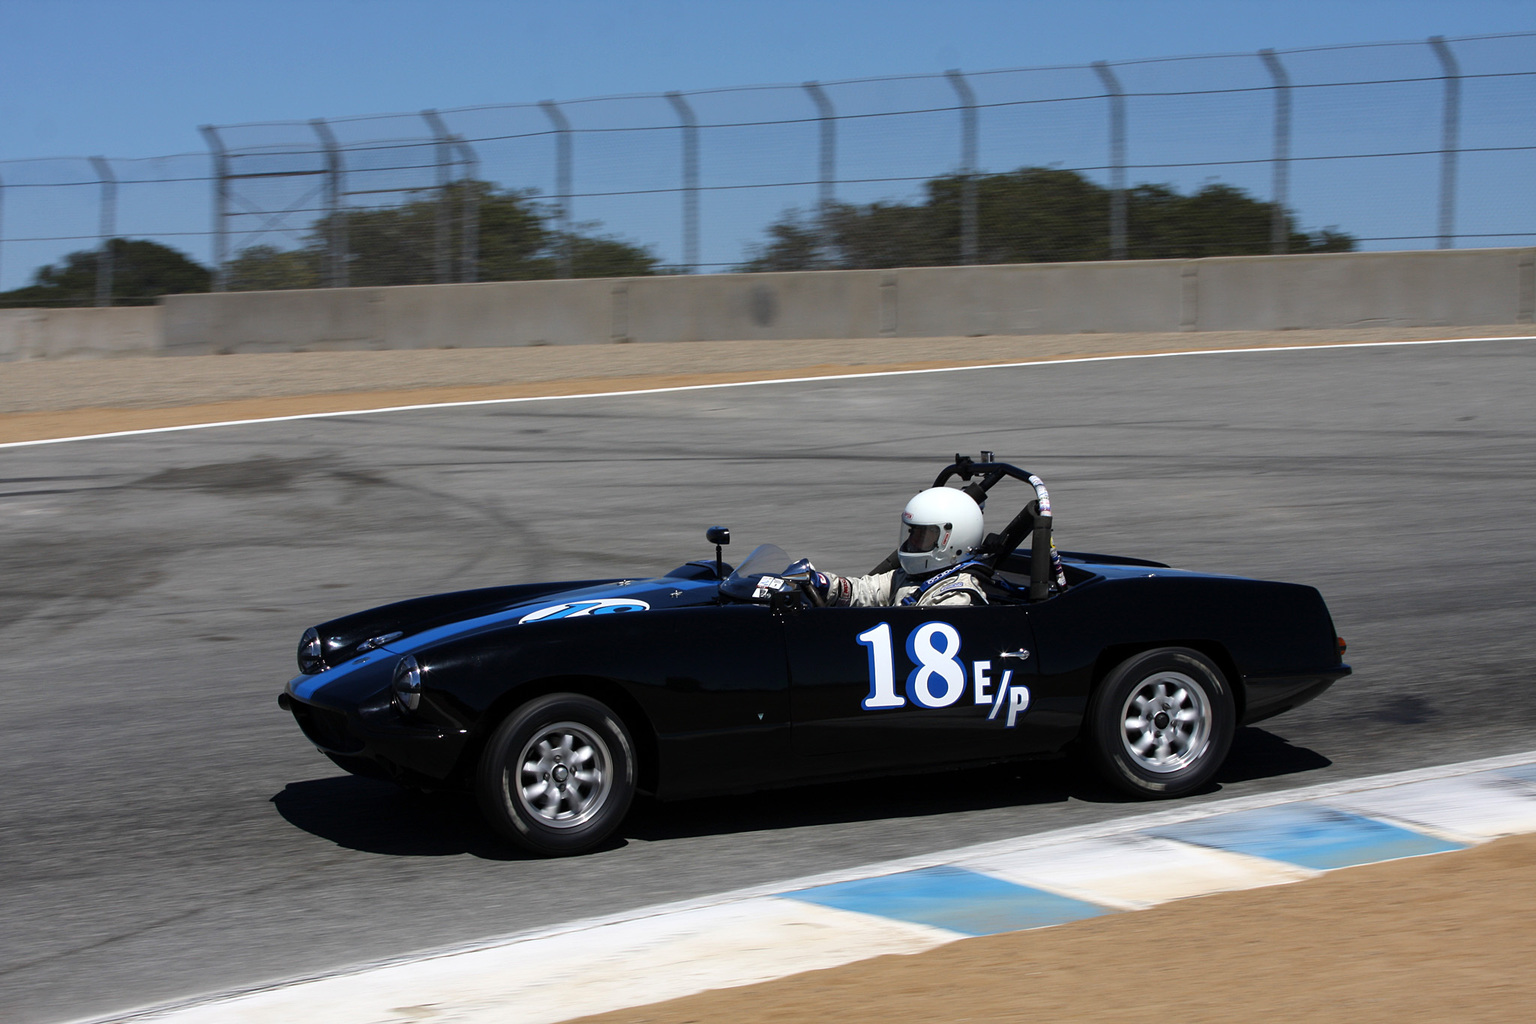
left=570, top=832, right=1536, bottom=1024
left=3, top=326, right=1532, bottom=444
left=5, top=325, right=1534, bottom=1021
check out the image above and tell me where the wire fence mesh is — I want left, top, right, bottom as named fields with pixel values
left=2, top=32, right=1533, bottom=303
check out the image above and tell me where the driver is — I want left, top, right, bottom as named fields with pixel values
left=812, top=487, right=989, bottom=607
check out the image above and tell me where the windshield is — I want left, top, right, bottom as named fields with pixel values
left=721, top=543, right=797, bottom=602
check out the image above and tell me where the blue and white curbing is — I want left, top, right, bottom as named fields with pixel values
left=83, top=751, right=1536, bottom=1024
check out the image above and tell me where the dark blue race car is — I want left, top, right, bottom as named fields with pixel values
left=279, top=454, right=1350, bottom=856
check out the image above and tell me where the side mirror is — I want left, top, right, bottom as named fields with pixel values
left=706, top=526, right=730, bottom=585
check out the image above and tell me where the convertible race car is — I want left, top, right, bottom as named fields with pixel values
left=278, top=454, right=1349, bottom=856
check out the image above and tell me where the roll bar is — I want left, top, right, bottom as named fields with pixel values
left=934, top=452, right=1066, bottom=601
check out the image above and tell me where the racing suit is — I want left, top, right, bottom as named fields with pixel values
left=821, top=560, right=990, bottom=608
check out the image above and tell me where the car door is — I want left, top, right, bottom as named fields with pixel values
left=606, top=603, right=794, bottom=799
left=780, top=602, right=1044, bottom=779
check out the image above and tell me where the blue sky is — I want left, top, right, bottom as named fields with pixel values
left=4, top=0, right=1530, bottom=161
left=0, top=0, right=1532, bottom=288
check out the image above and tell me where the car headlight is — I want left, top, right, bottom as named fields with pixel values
left=392, top=655, right=422, bottom=712
left=297, top=627, right=326, bottom=675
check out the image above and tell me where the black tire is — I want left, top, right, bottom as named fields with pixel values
left=1086, top=647, right=1235, bottom=799
left=476, top=692, right=636, bottom=856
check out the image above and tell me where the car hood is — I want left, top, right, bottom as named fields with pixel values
left=384, top=575, right=719, bottom=655
left=300, top=572, right=723, bottom=672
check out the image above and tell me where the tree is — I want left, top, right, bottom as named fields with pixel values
left=926, top=167, right=1112, bottom=263
left=0, top=238, right=211, bottom=307
left=1125, top=182, right=1354, bottom=258
left=740, top=167, right=1355, bottom=271
left=563, top=233, right=667, bottom=279
left=226, top=181, right=658, bottom=290
left=465, top=183, right=556, bottom=282
left=224, top=245, right=320, bottom=291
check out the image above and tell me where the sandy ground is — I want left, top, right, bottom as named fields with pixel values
left=6, top=327, right=1534, bottom=1021
left=569, top=832, right=1536, bottom=1024
left=3, top=326, right=1532, bottom=444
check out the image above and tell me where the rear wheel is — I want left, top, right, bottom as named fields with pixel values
left=477, top=693, right=636, bottom=856
left=1086, top=647, right=1234, bottom=798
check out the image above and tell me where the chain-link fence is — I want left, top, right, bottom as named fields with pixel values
left=2, top=32, right=1533, bottom=304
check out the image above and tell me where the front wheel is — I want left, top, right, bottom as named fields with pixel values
left=477, top=693, right=636, bottom=856
left=1086, top=647, right=1235, bottom=799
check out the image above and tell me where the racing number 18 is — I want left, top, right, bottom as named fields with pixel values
left=856, top=621, right=1031, bottom=726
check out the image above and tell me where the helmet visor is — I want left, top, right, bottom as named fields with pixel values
left=900, top=523, right=942, bottom=554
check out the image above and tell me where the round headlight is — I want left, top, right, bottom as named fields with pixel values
left=392, top=655, right=422, bottom=712
left=297, top=627, right=325, bottom=674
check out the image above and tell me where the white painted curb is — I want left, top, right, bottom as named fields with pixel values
left=73, top=750, right=1536, bottom=1024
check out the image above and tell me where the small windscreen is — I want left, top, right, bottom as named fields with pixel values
left=721, top=544, right=795, bottom=601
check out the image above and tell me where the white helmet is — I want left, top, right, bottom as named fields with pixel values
left=897, top=487, right=985, bottom=575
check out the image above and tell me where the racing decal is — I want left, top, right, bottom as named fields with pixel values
left=519, top=598, right=651, bottom=623
left=752, top=576, right=791, bottom=599
left=984, top=665, right=1033, bottom=728
left=856, top=621, right=1031, bottom=727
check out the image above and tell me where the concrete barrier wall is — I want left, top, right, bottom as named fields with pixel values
left=157, top=279, right=619, bottom=354
left=890, top=260, right=1192, bottom=336
left=1192, top=249, right=1536, bottom=331
left=4, top=248, right=1532, bottom=360
left=0, top=306, right=163, bottom=361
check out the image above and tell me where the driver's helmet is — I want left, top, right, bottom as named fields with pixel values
left=897, top=487, right=984, bottom=575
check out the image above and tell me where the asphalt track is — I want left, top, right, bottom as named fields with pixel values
left=2, top=337, right=1533, bottom=1023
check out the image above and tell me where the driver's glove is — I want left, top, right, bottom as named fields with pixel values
left=813, top=570, right=853, bottom=607
left=808, top=569, right=831, bottom=599
left=786, top=558, right=849, bottom=606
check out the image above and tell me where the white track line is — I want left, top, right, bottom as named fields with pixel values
left=4, top=334, right=1532, bottom=450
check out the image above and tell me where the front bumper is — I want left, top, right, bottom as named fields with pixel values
left=279, top=684, right=469, bottom=785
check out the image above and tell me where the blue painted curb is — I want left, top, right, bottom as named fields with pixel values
left=786, top=864, right=1113, bottom=936
left=1150, top=803, right=1465, bottom=871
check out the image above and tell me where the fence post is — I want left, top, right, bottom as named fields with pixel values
left=89, top=157, right=116, bottom=307
left=199, top=125, right=229, bottom=291
left=1428, top=36, right=1461, bottom=250
left=540, top=99, right=574, bottom=278
left=802, top=81, right=836, bottom=262
left=945, top=69, right=979, bottom=265
left=457, top=138, right=480, bottom=283
left=665, top=91, right=699, bottom=273
left=1258, top=49, right=1292, bottom=255
left=1091, top=61, right=1127, bottom=260
left=422, top=109, right=454, bottom=282
left=311, top=118, right=347, bottom=288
